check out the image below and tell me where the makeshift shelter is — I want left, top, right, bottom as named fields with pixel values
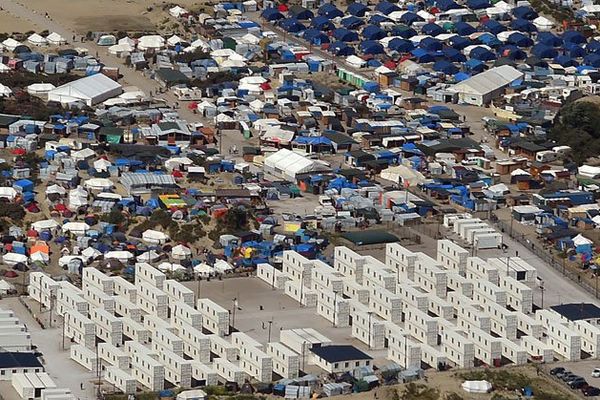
left=62, top=222, right=90, bottom=236
left=137, top=35, right=165, bottom=51
left=264, top=149, right=330, bottom=181
left=27, top=33, right=48, bottom=47
left=172, top=244, right=192, bottom=260
left=48, top=74, right=123, bottom=106
left=46, top=32, right=66, bottom=45
left=142, top=229, right=170, bottom=245
left=462, top=381, right=492, bottom=393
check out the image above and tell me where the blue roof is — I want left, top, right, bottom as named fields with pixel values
left=563, top=30, right=586, bottom=45
left=369, top=14, right=392, bottom=25
left=470, top=46, right=496, bottom=61
left=420, top=37, right=443, bottom=51
left=508, top=32, right=533, bottom=47
left=554, top=55, right=578, bottom=67
left=294, top=136, right=332, bottom=145
left=388, top=38, right=414, bottom=52
left=318, top=3, right=343, bottom=18
left=261, top=7, right=284, bottom=21
left=436, top=0, right=461, bottom=11
left=333, top=28, right=359, bottom=42
left=394, top=26, right=418, bottom=38
left=454, top=71, right=471, bottom=81
left=330, top=41, right=355, bottom=56
left=442, top=47, right=466, bottom=62
left=360, top=40, right=384, bottom=54
left=421, top=22, right=445, bottom=36
left=281, top=18, right=306, bottom=32
left=449, top=35, right=472, bottom=49
left=362, top=25, right=387, bottom=40
left=532, top=43, right=558, bottom=59
left=499, top=45, right=527, bottom=60
left=538, top=32, right=563, bottom=47
left=303, top=29, right=330, bottom=45
left=310, top=15, right=334, bottom=30
left=375, top=1, right=400, bottom=14
left=512, top=5, right=538, bottom=19
left=347, top=2, right=369, bottom=16
left=433, top=60, right=459, bottom=74
left=341, top=15, right=364, bottom=29
left=587, top=40, right=600, bottom=53
left=482, top=19, right=506, bottom=34
left=455, top=22, right=476, bottom=35
left=290, top=7, right=313, bottom=20
left=510, top=18, right=537, bottom=33
left=399, top=11, right=423, bottom=25
left=584, top=53, right=600, bottom=67
left=467, top=0, right=490, bottom=9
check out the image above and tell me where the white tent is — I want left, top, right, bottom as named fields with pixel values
left=48, top=74, right=123, bottom=106
left=108, top=43, right=134, bottom=55
left=573, top=234, right=593, bottom=246
left=0, top=84, right=12, bottom=97
left=461, top=381, right=492, bottom=393
left=172, top=244, right=192, bottom=260
left=214, top=259, right=234, bottom=274
left=137, top=250, right=161, bottom=262
left=3, top=252, right=28, bottom=266
left=2, top=38, right=21, bottom=51
left=264, top=149, right=330, bottom=181
left=193, top=263, right=214, bottom=277
left=46, top=32, right=66, bottom=45
left=0, top=279, right=15, bottom=295
left=83, top=178, right=114, bottom=190
left=46, top=184, right=66, bottom=195
left=533, top=16, right=553, bottom=31
left=62, top=222, right=90, bottom=236
left=169, top=5, right=188, bottom=17
left=142, top=229, right=170, bottom=245
left=118, top=37, right=136, bottom=47
left=380, top=165, right=427, bottom=186
left=30, top=251, right=49, bottom=263
left=58, top=255, right=85, bottom=268
left=27, top=83, right=55, bottom=96
left=164, top=157, right=194, bottom=171
left=82, top=247, right=101, bottom=261
left=138, top=35, right=165, bottom=51
left=0, top=187, right=17, bottom=200
left=28, top=33, right=48, bottom=46
left=0, top=64, right=10, bottom=73
left=68, top=187, right=88, bottom=210
left=72, top=148, right=96, bottom=162
left=158, top=262, right=186, bottom=273
left=167, top=35, right=185, bottom=46
left=93, top=158, right=112, bottom=172
left=104, top=251, right=134, bottom=262
left=31, top=219, right=60, bottom=231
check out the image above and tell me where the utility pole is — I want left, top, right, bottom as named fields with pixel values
left=231, top=298, right=238, bottom=332
left=539, top=281, right=545, bottom=309
left=332, top=291, right=338, bottom=327
left=367, top=312, right=372, bottom=349
left=267, top=319, right=273, bottom=342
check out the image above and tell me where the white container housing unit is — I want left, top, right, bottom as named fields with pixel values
left=197, top=298, right=230, bottom=337
left=396, top=284, right=428, bottom=313
left=164, top=279, right=195, bottom=308
left=56, top=287, right=88, bottom=317
left=342, top=278, right=370, bottom=305
left=98, top=343, right=130, bottom=370
left=152, top=327, right=184, bottom=357
left=29, top=272, right=59, bottom=308
left=114, top=296, right=142, bottom=322
left=121, top=316, right=150, bottom=344
left=63, top=310, right=96, bottom=349
left=446, top=272, right=474, bottom=298
left=137, top=281, right=169, bottom=320
left=440, top=328, right=475, bottom=368
left=190, top=361, right=219, bottom=386
left=105, top=366, right=137, bottom=394
left=386, top=326, right=421, bottom=369
left=284, top=280, right=317, bottom=308
left=437, top=240, right=468, bottom=275
left=350, top=310, right=385, bottom=350
left=125, top=342, right=165, bottom=391
left=70, top=344, right=98, bottom=374
left=90, top=307, right=123, bottom=346
left=157, top=347, right=192, bottom=388
left=316, top=287, right=350, bottom=327
left=214, top=357, right=247, bottom=385
left=334, top=246, right=366, bottom=283
left=208, top=334, right=239, bottom=361
left=257, top=263, right=290, bottom=289
left=404, top=308, right=439, bottom=346
left=467, top=326, right=502, bottom=366
left=177, top=323, right=211, bottom=363
left=111, top=276, right=137, bottom=303
left=266, top=342, right=300, bottom=379
left=368, top=286, right=402, bottom=323
left=282, top=251, right=313, bottom=287
left=413, top=253, right=447, bottom=298
left=520, top=335, right=554, bottom=362
left=12, top=373, right=56, bottom=400
left=135, top=262, right=166, bottom=289
left=385, top=243, right=416, bottom=281
left=82, top=285, right=115, bottom=314
left=498, top=275, right=533, bottom=313
left=82, top=267, right=114, bottom=295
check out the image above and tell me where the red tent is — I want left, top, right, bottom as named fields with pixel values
left=172, top=170, right=184, bottom=178
left=278, top=4, right=288, bottom=12
left=5, top=244, right=13, bottom=252
left=54, top=204, right=67, bottom=212
left=260, top=82, right=272, bottom=90
left=188, top=101, right=198, bottom=110
left=26, top=203, right=40, bottom=213
left=3, top=270, right=17, bottom=278
left=27, top=229, right=38, bottom=237
left=11, top=148, right=26, bottom=156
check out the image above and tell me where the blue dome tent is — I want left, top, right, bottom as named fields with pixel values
left=449, top=35, right=472, bottom=49
left=553, top=55, right=578, bottom=67
left=587, top=40, right=600, bottom=53
left=375, top=1, right=401, bottom=14
left=369, top=14, right=392, bottom=25
left=411, top=48, right=435, bottom=63
left=348, top=2, right=370, bottom=16
left=507, top=32, right=533, bottom=47
left=470, top=46, right=497, bottom=61
left=455, top=22, right=476, bottom=35
left=399, top=12, right=424, bottom=25
left=538, top=32, right=563, bottom=47
left=394, top=26, right=418, bottom=38
left=303, top=29, right=330, bottom=45
left=360, top=40, right=385, bottom=54
left=421, top=23, right=445, bottom=36
left=569, top=46, right=586, bottom=58
left=261, top=8, right=284, bottom=21
left=531, top=43, right=558, bottom=59
left=362, top=25, right=387, bottom=40
left=510, top=18, right=537, bottom=33
left=442, top=47, right=467, bottom=62
left=482, top=19, right=506, bottom=34
left=289, top=7, right=313, bottom=20
left=436, top=0, right=461, bottom=11
left=333, top=28, right=359, bottom=42
left=563, top=30, right=586, bottom=45
left=512, top=5, right=538, bottom=20
left=584, top=53, right=600, bottom=67
left=420, top=37, right=443, bottom=51
left=281, top=19, right=306, bottom=33
left=341, top=16, right=365, bottom=29
left=311, top=16, right=334, bottom=30
left=467, top=0, right=490, bottom=9
left=329, top=41, right=356, bottom=56
left=388, top=38, right=415, bottom=52
left=433, top=60, right=459, bottom=74
left=318, top=3, right=344, bottom=18
left=499, top=45, right=527, bottom=60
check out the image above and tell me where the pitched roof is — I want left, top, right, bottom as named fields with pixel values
left=451, top=65, right=523, bottom=95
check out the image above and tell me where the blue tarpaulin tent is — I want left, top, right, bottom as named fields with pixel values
left=330, top=41, right=355, bottom=56
left=465, top=58, right=485, bottom=72
left=261, top=8, right=284, bottom=21
left=454, top=71, right=471, bottom=81
left=281, top=18, right=306, bottom=32
left=360, top=40, right=384, bottom=54
left=289, top=7, right=313, bottom=20
left=411, top=48, right=435, bottom=63
left=436, top=0, right=461, bottom=11
left=341, top=15, right=364, bottom=29
left=399, top=12, right=423, bottom=25
left=537, top=32, right=563, bottom=47
left=369, top=14, right=392, bottom=25
left=348, top=2, right=369, bottom=16
left=362, top=25, right=387, bottom=40
left=587, top=40, right=600, bottom=53
left=470, top=46, right=496, bottom=61
left=421, top=23, right=445, bottom=36
left=584, top=53, right=600, bottom=67
left=532, top=43, right=558, bottom=59
left=318, top=3, right=343, bottom=18
left=455, top=22, right=476, bottom=35
left=482, top=19, right=506, bottom=34
left=512, top=5, right=538, bottom=19
left=420, top=37, right=443, bottom=51
left=442, top=47, right=467, bottom=62
left=394, top=26, right=418, bottom=38
left=554, top=55, right=578, bottom=67
left=508, top=32, right=533, bottom=47
left=563, top=30, right=586, bottom=45
left=510, top=18, right=537, bottom=33
left=310, top=16, right=334, bottom=30
left=303, top=29, right=330, bottom=45
left=570, top=46, right=586, bottom=58
left=467, top=0, right=490, bottom=9
left=375, top=1, right=400, bottom=14
left=388, top=38, right=414, bottom=52
left=499, top=45, right=527, bottom=60
left=433, top=60, right=459, bottom=74
left=449, top=35, right=472, bottom=49
left=333, top=28, right=359, bottom=42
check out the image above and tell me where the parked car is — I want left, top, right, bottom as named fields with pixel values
left=551, top=367, right=566, bottom=375
left=566, top=375, right=583, bottom=384
left=561, top=373, right=577, bottom=382
left=592, top=369, right=600, bottom=378
left=583, top=386, right=600, bottom=397
left=556, top=370, right=571, bottom=379
left=569, top=378, right=588, bottom=389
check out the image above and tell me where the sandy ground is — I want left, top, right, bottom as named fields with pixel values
left=0, top=10, right=39, bottom=33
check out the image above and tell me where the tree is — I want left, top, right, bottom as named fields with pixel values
left=102, top=209, right=126, bottom=226
left=0, top=202, right=25, bottom=222
left=550, top=100, right=600, bottom=165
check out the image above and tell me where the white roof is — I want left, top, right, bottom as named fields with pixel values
left=214, top=259, right=233, bottom=273
left=167, top=35, right=185, bottom=46
left=105, top=250, right=134, bottom=260
left=142, top=229, right=169, bottom=241
left=0, top=187, right=17, bottom=200
left=138, top=35, right=165, bottom=50
left=2, top=38, right=21, bottom=50
left=62, top=222, right=91, bottom=233
left=30, top=251, right=49, bottom=263
left=346, top=55, right=367, bottom=67
left=137, top=250, right=161, bottom=262
left=533, top=16, right=554, bottom=28
left=264, top=149, right=330, bottom=180
left=83, top=178, right=114, bottom=189
left=579, top=165, right=600, bottom=178
left=82, top=247, right=101, bottom=260
left=72, top=147, right=96, bottom=160
left=93, top=158, right=112, bottom=172
left=158, top=262, right=186, bottom=273
left=28, top=33, right=47, bottom=45
left=169, top=5, right=188, bottom=17
left=27, top=83, right=55, bottom=93
left=510, top=168, right=531, bottom=176
left=31, top=219, right=60, bottom=231
left=108, top=43, right=134, bottom=54
left=462, top=380, right=492, bottom=393
left=0, top=63, right=9, bottom=73
left=47, top=32, right=65, bottom=43
left=172, top=244, right=192, bottom=258
left=194, top=263, right=215, bottom=276
left=0, top=279, right=14, bottom=292
left=3, top=252, right=28, bottom=265
left=0, top=84, right=12, bottom=97
left=49, top=74, right=122, bottom=104
left=573, top=234, right=593, bottom=246
left=452, top=65, right=523, bottom=96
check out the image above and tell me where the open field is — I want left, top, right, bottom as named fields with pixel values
left=0, top=10, right=39, bottom=33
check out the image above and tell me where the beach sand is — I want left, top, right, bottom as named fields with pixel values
left=0, top=9, right=39, bottom=33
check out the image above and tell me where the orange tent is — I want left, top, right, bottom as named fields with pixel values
left=30, top=241, right=49, bottom=255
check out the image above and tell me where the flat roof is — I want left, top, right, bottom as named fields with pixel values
left=310, top=345, right=372, bottom=363
left=551, top=303, right=600, bottom=321
left=0, top=352, right=43, bottom=369
left=342, top=230, right=399, bottom=246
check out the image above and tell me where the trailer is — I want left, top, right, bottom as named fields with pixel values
left=135, top=262, right=166, bottom=289
left=82, top=267, right=114, bottom=295
left=385, top=243, right=417, bottom=281
left=105, top=366, right=137, bottom=394
left=197, top=298, right=230, bottom=337
left=164, top=279, right=195, bottom=308
left=12, top=373, right=56, bottom=400
left=266, top=342, right=300, bottom=379
left=90, top=307, right=123, bottom=346
left=257, top=263, right=290, bottom=289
